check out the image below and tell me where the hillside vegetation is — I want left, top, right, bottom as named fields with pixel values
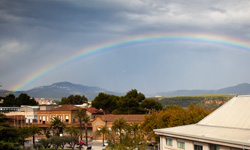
left=150, top=94, right=235, bottom=110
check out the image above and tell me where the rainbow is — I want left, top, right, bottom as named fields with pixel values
left=12, top=32, right=250, bottom=91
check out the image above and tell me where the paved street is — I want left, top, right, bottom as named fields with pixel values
left=25, top=138, right=157, bottom=150
left=25, top=139, right=106, bottom=150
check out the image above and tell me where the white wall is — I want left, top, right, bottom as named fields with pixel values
left=160, top=135, right=240, bottom=150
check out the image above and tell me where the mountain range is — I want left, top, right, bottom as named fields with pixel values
left=155, top=83, right=250, bottom=97
left=0, top=82, right=122, bottom=100
left=1, top=82, right=250, bottom=100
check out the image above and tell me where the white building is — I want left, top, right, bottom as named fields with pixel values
left=154, top=95, right=250, bottom=150
left=5, top=105, right=40, bottom=123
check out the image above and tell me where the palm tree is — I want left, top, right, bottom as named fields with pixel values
left=111, top=118, right=128, bottom=144
left=65, top=124, right=79, bottom=138
left=50, top=116, right=66, bottom=136
left=97, top=126, right=109, bottom=146
left=82, top=114, right=90, bottom=146
left=65, top=125, right=79, bottom=149
left=130, top=122, right=140, bottom=140
left=74, top=108, right=86, bottom=140
left=18, top=127, right=31, bottom=148
left=130, top=122, right=141, bottom=149
left=29, top=125, right=41, bottom=145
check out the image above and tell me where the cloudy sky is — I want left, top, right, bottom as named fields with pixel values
left=1, top=0, right=250, bottom=94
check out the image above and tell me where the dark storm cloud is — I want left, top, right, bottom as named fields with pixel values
left=1, top=0, right=250, bottom=93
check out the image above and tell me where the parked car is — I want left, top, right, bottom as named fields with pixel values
left=76, top=140, right=87, bottom=146
left=104, top=142, right=108, bottom=146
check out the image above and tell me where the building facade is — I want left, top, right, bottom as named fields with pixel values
left=154, top=95, right=250, bottom=150
left=92, top=114, right=145, bottom=140
left=33, top=104, right=103, bottom=138
left=4, top=105, right=40, bottom=123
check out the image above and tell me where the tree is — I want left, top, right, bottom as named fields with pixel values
left=111, top=118, right=128, bottom=144
left=38, top=138, right=50, bottom=149
left=107, top=119, right=146, bottom=150
left=141, top=105, right=211, bottom=141
left=92, top=93, right=119, bottom=115
left=60, top=97, right=70, bottom=105
left=82, top=115, right=90, bottom=146
left=140, top=99, right=162, bottom=114
left=29, top=125, right=41, bottom=145
left=97, top=126, right=109, bottom=146
left=65, top=125, right=79, bottom=149
left=59, top=95, right=88, bottom=105
left=0, top=113, right=19, bottom=145
left=2, top=94, right=16, bottom=107
left=65, top=125, right=79, bottom=138
left=74, top=108, right=86, bottom=140
left=113, top=89, right=146, bottom=114
left=50, top=136, right=62, bottom=150
left=18, top=127, right=31, bottom=147
left=50, top=116, right=66, bottom=136
left=0, top=141, right=16, bottom=150
left=125, top=89, right=145, bottom=103
left=16, top=93, right=38, bottom=106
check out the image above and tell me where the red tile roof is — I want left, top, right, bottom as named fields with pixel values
left=85, top=107, right=103, bottom=114
left=100, top=114, right=145, bottom=122
left=50, top=104, right=80, bottom=111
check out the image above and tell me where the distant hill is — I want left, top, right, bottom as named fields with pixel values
left=1, top=82, right=250, bottom=100
left=151, top=94, right=234, bottom=110
left=215, top=83, right=250, bottom=95
left=1, top=82, right=122, bottom=100
left=0, top=90, right=9, bottom=97
left=155, top=83, right=250, bottom=96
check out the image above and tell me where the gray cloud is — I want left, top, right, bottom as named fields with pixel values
left=1, top=0, right=250, bottom=93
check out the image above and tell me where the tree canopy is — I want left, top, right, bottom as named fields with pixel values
left=105, top=118, right=147, bottom=150
left=141, top=104, right=212, bottom=141
left=2, top=93, right=38, bottom=107
left=140, top=99, right=162, bottom=113
left=59, top=95, right=88, bottom=105
left=92, top=89, right=162, bottom=114
left=50, top=116, right=66, bottom=136
left=92, top=92, right=119, bottom=114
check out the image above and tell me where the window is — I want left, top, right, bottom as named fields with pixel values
left=166, top=137, right=172, bottom=146
left=194, top=145, right=203, bottom=150
left=66, top=116, right=69, bottom=122
left=42, top=116, right=46, bottom=124
left=177, top=141, right=185, bottom=149
left=210, top=144, right=219, bottom=150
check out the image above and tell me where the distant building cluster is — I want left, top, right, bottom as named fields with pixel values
left=35, top=98, right=57, bottom=105
left=204, top=100, right=227, bottom=105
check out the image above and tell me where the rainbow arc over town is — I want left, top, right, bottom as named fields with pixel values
left=12, top=32, right=250, bottom=92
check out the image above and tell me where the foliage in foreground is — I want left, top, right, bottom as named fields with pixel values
left=99, top=118, right=147, bottom=150
left=141, top=104, right=212, bottom=140
left=0, top=113, right=41, bottom=150
left=37, top=136, right=77, bottom=150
